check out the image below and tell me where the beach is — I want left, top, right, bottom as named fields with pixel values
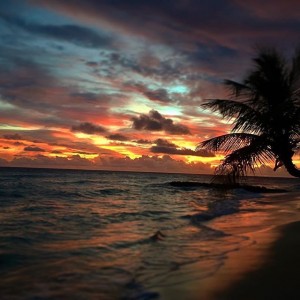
left=214, top=192, right=300, bottom=300
left=218, top=220, right=300, bottom=299
left=157, top=192, right=300, bottom=300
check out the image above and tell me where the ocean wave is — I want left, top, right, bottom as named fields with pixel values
left=105, top=210, right=170, bottom=224
left=0, top=253, right=29, bottom=271
left=168, top=181, right=287, bottom=193
left=0, top=188, right=26, bottom=198
left=1, top=168, right=298, bottom=300
left=94, top=188, right=130, bottom=196
left=183, top=209, right=239, bottom=228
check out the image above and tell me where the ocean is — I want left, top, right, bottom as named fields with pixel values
left=1, top=167, right=300, bottom=300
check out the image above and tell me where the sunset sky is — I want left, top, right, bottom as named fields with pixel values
left=0, top=0, right=299, bottom=174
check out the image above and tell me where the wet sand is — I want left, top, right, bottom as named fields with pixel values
left=216, top=220, right=300, bottom=299
left=211, top=192, right=300, bottom=300
left=158, top=192, right=300, bottom=300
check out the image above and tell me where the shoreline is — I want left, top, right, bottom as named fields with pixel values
left=157, top=191, right=300, bottom=300
left=215, top=220, right=300, bottom=299
left=205, top=191, right=300, bottom=300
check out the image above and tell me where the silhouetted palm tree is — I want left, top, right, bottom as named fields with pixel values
left=197, top=47, right=300, bottom=180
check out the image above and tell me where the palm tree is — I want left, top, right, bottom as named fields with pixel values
left=197, top=47, right=300, bottom=181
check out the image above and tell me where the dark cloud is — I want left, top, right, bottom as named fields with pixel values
left=151, top=146, right=215, bottom=157
left=0, top=13, right=112, bottom=48
left=144, top=88, right=173, bottom=103
left=86, top=61, right=99, bottom=67
left=74, top=151, right=98, bottom=155
left=0, top=154, right=214, bottom=174
left=150, top=138, right=214, bottom=157
left=32, top=0, right=300, bottom=55
left=107, top=53, right=185, bottom=82
left=154, top=138, right=177, bottom=148
left=188, top=43, right=239, bottom=67
left=0, top=59, right=61, bottom=110
left=106, top=133, right=129, bottom=141
left=2, top=129, right=60, bottom=146
left=32, top=1, right=243, bottom=39
left=0, top=128, right=107, bottom=155
left=235, top=0, right=300, bottom=20
left=14, top=141, right=25, bottom=146
left=24, top=146, right=45, bottom=152
left=97, top=154, right=213, bottom=174
left=71, top=122, right=107, bottom=135
left=51, top=150, right=62, bottom=154
left=3, top=133, right=23, bottom=140
left=125, top=81, right=173, bottom=103
left=131, top=110, right=190, bottom=135
left=0, top=56, right=114, bottom=129
left=4, top=154, right=93, bottom=169
left=108, top=53, right=150, bottom=75
left=132, top=139, right=152, bottom=144
left=70, top=92, right=107, bottom=103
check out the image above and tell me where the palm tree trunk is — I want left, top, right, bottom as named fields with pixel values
left=282, top=156, right=300, bottom=178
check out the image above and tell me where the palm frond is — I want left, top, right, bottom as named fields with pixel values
left=245, top=48, right=290, bottom=109
left=223, top=144, right=274, bottom=169
left=280, top=107, right=300, bottom=138
left=202, top=99, right=254, bottom=119
left=197, top=133, right=261, bottom=153
left=231, top=107, right=266, bottom=134
left=224, top=80, right=251, bottom=98
left=217, top=142, right=275, bottom=178
left=202, top=99, right=265, bottom=134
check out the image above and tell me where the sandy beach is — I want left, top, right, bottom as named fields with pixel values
left=205, top=192, right=300, bottom=300
left=157, top=191, right=300, bottom=300
left=216, top=220, right=300, bottom=299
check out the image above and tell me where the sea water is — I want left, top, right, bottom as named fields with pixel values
left=0, top=167, right=299, bottom=299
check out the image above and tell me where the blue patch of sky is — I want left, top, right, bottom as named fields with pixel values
left=168, top=85, right=189, bottom=94
left=159, top=106, right=182, bottom=116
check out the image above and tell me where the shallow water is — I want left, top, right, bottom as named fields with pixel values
left=0, top=167, right=299, bottom=299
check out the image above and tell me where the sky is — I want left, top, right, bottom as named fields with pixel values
left=0, top=0, right=299, bottom=175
